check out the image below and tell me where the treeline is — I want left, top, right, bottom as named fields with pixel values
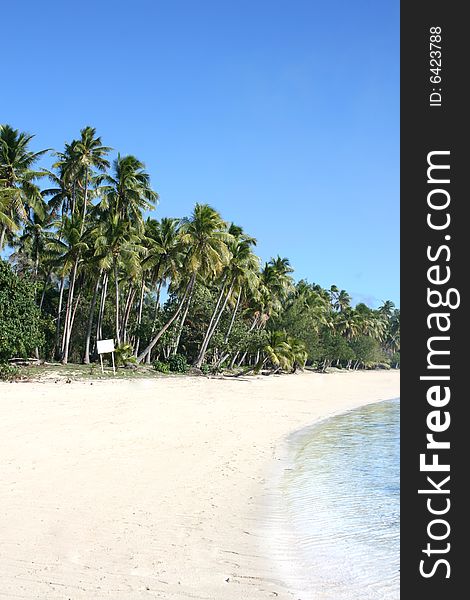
left=0, top=124, right=400, bottom=373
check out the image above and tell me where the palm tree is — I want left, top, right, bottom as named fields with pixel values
left=0, top=124, right=48, bottom=249
left=334, top=307, right=361, bottom=340
left=258, top=331, right=307, bottom=373
left=194, top=224, right=258, bottom=367
left=385, top=309, right=400, bottom=356
left=137, top=217, right=182, bottom=356
left=57, top=128, right=110, bottom=363
left=62, top=127, right=111, bottom=226
left=137, top=203, right=231, bottom=363
left=97, top=155, right=157, bottom=345
left=81, top=219, right=114, bottom=364
left=59, top=216, right=91, bottom=363
left=257, top=256, right=294, bottom=326
left=94, top=211, right=144, bottom=346
left=335, top=290, right=351, bottom=312
left=378, top=300, right=395, bottom=319
left=10, top=209, right=56, bottom=282
left=102, top=154, right=158, bottom=226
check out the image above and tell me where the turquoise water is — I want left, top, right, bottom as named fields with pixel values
left=280, top=399, right=399, bottom=599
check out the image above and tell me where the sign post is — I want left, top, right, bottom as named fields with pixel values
left=96, top=339, right=116, bottom=375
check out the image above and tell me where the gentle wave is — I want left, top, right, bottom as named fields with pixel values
left=266, top=399, right=399, bottom=599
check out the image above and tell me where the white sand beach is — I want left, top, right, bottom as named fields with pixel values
left=0, top=370, right=399, bottom=599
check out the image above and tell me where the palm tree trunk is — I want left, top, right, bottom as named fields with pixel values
left=63, top=285, right=82, bottom=364
left=195, top=281, right=234, bottom=367
left=54, top=276, right=66, bottom=360
left=122, top=286, right=137, bottom=343
left=114, top=257, right=121, bottom=345
left=224, top=291, right=240, bottom=343
left=155, top=279, right=163, bottom=308
left=80, top=170, right=89, bottom=235
left=237, top=351, right=248, bottom=367
left=61, top=168, right=88, bottom=363
left=83, top=270, right=102, bottom=364
left=229, top=352, right=239, bottom=369
left=69, top=289, right=82, bottom=339
left=62, top=258, right=79, bottom=363
left=192, top=280, right=226, bottom=363
left=134, top=276, right=146, bottom=356
left=172, top=281, right=196, bottom=355
left=150, top=279, right=164, bottom=337
left=39, top=270, right=51, bottom=310
left=137, top=273, right=195, bottom=364
left=0, top=224, right=6, bottom=249
left=96, top=271, right=109, bottom=343
left=249, top=314, right=259, bottom=332
left=34, top=270, right=52, bottom=360
left=71, top=182, right=76, bottom=215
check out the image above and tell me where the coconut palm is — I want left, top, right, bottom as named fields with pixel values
left=10, top=209, right=56, bottom=280
left=143, top=217, right=183, bottom=306
left=94, top=211, right=144, bottom=345
left=378, top=300, right=395, bottom=319
left=0, top=124, right=400, bottom=371
left=335, top=289, right=351, bottom=312
left=0, top=124, right=48, bottom=248
left=95, top=155, right=156, bottom=345
left=137, top=203, right=231, bottom=363
left=54, top=128, right=110, bottom=363
left=52, top=215, right=90, bottom=362
left=334, top=307, right=361, bottom=340
left=63, top=127, right=110, bottom=226
left=136, top=217, right=183, bottom=356
left=194, top=225, right=258, bottom=367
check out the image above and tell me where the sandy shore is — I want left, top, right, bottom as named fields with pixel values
left=0, top=370, right=399, bottom=599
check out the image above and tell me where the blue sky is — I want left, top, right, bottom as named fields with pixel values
left=3, top=0, right=399, bottom=307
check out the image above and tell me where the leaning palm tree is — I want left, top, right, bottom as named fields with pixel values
left=137, top=217, right=183, bottom=356
left=137, top=203, right=231, bottom=363
left=0, top=124, right=48, bottom=248
left=97, top=154, right=157, bottom=345
left=94, top=211, right=143, bottom=346
left=257, top=256, right=294, bottom=326
left=194, top=225, right=258, bottom=367
left=143, top=217, right=182, bottom=305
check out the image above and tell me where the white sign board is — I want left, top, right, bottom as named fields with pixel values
left=97, top=339, right=115, bottom=354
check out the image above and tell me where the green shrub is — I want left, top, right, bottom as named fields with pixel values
left=200, top=362, right=220, bottom=375
left=114, top=343, right=137, bottom=367
left=390, top=351, right=400, bottom=368
left=200, top=363, right=211, bottom=375
left=0, top=260, right=44, bottom=361
left=153, top=360, right=170, bottom=374
left=0, top=363, right=21, bottom=381
left=167, top=353, right=189, bottom=373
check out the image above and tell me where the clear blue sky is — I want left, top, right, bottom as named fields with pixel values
left=3, top=0, right=399, bottom=307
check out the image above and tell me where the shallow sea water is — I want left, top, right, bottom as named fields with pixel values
left=268, top=399, right=399, bottom=599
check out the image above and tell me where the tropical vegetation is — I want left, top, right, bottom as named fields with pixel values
left=0, top=124, right=400, bottom=376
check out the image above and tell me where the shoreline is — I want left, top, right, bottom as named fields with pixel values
left=0, top=370, right=399, bottom=599
left=261, top=396, right=400, bottom=599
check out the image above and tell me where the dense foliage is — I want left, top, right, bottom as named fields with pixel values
left=0, top=124, right=400, bottom=372
left=0, top=260, right=44, bottom=361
